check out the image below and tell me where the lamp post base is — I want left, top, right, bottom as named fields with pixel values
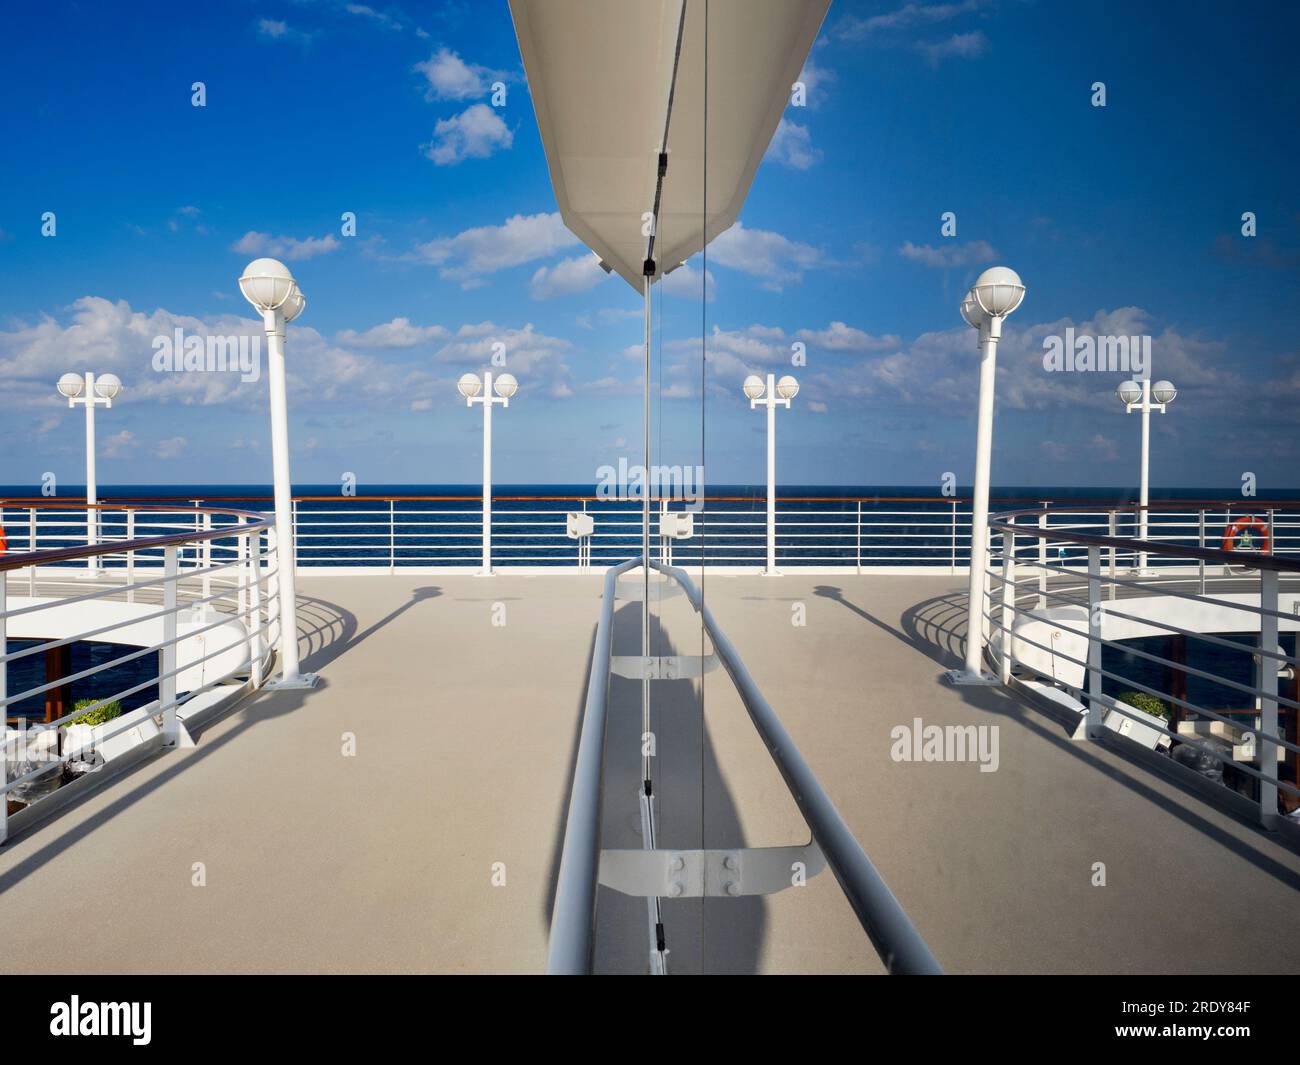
left=762, top=567, right=782, bottom=577
left=943, top=669, right=1000, bottom=686
left=267, top=672, right=319, bottom=690
left=474, top=568, right=494, bottom=577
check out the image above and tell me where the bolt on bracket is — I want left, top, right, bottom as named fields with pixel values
left=610, top=654, right=720, bottom=680
left=598, top=843, right=825, bottom=898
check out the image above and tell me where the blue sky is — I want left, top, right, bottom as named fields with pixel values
left=1, top=0, right=1298, bottom=491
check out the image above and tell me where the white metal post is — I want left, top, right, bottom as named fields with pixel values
left=951, top=318, right=1000, bottom=683
left=84, top=371, right=97, bottom=574
left=749, top=372, right=791, bottom=576
left=161, top=545, right=179, bottom=746
left=767, top=372, right=777, bottom=574
left=1000, top=529, right=1015, bottom=684
left=1198, top=509, right=1206, bottom=595
left=463, top=370, right=510, bottom=576
left=1086, top=545, right=1103, bottom=738
left=247, top=529, right=264, bottom=688
left=1108, top=511, right=1118, bottom=601
left=125, top=508, right=135, bottom=603
left=263, top=308, right=315, bottom=688
left=1138, top=377, right=1151, bottom=572
left=1037, top=505, right=1048, bottom=610
left=1259, top=567, right=1280, bottom=827
left=856, top=499, right=862, bottom=575
left=483, top=370, right=493, bottom=574
left=27, top=507, right=35, bottom=597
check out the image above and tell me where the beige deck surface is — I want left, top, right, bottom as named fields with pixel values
left=1, top=573, right=1297, bottom=974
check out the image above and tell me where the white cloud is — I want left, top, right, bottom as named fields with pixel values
left=766, top=119, right=822, bottom=170
left=796, top=321, right=901, bottom=351
left=422, top=103, right=513, bottom=166
left=256, top=18, right=315, bottom=45
left=898, top=239, right=998, bottom=268
left=414, top=47, right=506, bottom=100
left=836, top=0, right=988, bottom=41
left=708, top=222, right=821, bottom=289
left=530, top=254, right=609, bottom=299
left=103, top=429, right=138, bottom=458
left=156, top=436, right=188, bottom=459
left=345, top=4, right=403, bottom=31
left=232, top=231, right=341, bottom=262
left=431, top=322, right=577, bottom=397
left=335, top=318, right=449, bottom=348
left=921, top=31, right=988, bottom=64
left=795, top=59, right=834, bottom=105
left=661, top=263, right=715, bottom=301
left=414, top=211, right=580, bottom=286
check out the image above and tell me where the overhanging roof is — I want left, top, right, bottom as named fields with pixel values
left=510, top=0, right=830, bottom=291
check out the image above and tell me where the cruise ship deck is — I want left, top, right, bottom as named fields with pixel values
left=4, top=572, right=1296, bottom=974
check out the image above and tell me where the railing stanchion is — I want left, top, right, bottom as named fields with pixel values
left=1108, top=511, right=1117, bottom=601
left=856, top=499, right=862, bottom=575
left=1000, top=528, right=1015, bottom=684
left=251, top=528, right=265, bottom=688
left=1037, top=505, right=1047, bottom=610
left=201, top=511, right=212, bottom=603
left=161, top=544, right=179, bottom=748
left=126, top=508, right=136, bottom=603
left=1198, top=509, right=1206, bottom=595
left=950, top=500, right=957, bottom=574
left=1259, top=566, right=1280, bottom=827
left=28, top=506, right=36, bottom=596
left=1086, top=545, right=1103, bottom=739
left=389, top=499, right=396, bottom=575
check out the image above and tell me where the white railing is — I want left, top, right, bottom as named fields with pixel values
left=985, top=502, right=1300, bottom=830
left=1, top=503, right=278, bottom=843
left=20, top=495, right=1292, bottom=574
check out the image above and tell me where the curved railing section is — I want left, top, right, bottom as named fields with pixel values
left=10, top=493, right=1297, bottom=573
left=546, top=556, right=941, bottom=975
left=1, top=502, right=279, bottom=843
left=986, top=501, right=1300, bottom=832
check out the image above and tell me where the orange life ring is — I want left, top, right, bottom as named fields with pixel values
left=0, top=524, right=6, bottom=554
left=1221, top=515, right=1270, bottom=554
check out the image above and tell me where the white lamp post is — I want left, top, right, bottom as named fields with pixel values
left=745, top=372, right=798, bottom=576
left=1117, top=377, right=1176, bottom=573
left=58, top=371, right=122, bottom=575
left=239, top=257, right=316, bottom=689
left=458, top=370, right=517, bottom=575
left=946, top=266, right=1026, bottom=686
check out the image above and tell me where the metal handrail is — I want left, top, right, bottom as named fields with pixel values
left=651, top=561, right=941, bottom=975
left=985, top=501, right=1300, bottom=829
left=990, top=502, right=1300, bottom=573
left=546, top=556, right=941, bottom=975
left=0, top=502, right=273, bottom=572
left=547, top=557, right=639, bottom=974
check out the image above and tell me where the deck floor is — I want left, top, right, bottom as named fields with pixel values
left=1, top=573, right=1297, bottom=974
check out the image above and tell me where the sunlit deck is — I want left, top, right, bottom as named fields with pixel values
left=1, top=573, right=1297, bottom=974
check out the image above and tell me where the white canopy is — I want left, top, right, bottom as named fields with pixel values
left=510, top=0, right=829, bottom=291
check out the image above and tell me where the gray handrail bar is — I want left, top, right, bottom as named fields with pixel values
left=545, top=556, right=941, bottom=974
left=0, top=501, right=274, bottom=572
left=990, top=502, right=1300, bottom=574
left=652, top=561, right=942, bottom=975
left=546, top=556, right=640, bottom=974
